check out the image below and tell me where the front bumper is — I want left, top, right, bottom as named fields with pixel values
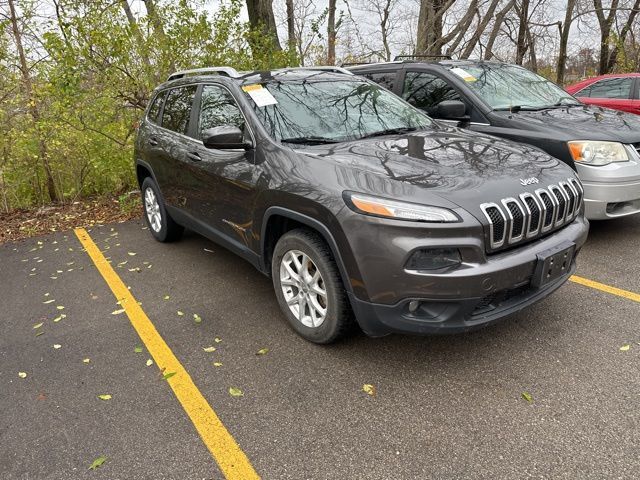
left=343, top=217, right=589, bottom=337
left=577, top=160, right=640, bottom=220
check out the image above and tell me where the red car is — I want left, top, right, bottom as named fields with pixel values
left=565, top=73, right=640, bottom=115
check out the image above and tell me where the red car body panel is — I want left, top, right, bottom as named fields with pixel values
left=566, top=73, right=640, bottom=115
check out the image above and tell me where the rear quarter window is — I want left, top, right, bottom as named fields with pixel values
left=146, top=91, right=165, bottom=124
left=359, top=71, right=397, bottom=91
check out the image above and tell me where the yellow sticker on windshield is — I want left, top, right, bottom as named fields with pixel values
left=242, top=84, right=262, bottom=92
left=242, top=84, right=277, bottom=107
left=450, top=67, right=477, bottom=82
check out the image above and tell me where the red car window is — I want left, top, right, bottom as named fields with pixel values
left=578, top=77, right=633, bottom=99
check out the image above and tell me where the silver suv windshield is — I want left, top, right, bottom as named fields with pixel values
left=247, top=79, right=433, bottom=144
left=447, top=64, right=581, bottom=111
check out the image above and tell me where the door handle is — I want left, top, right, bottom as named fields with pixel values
left=148, top=137, right=158, bottom=146
left=186, top=152, right=201, bottom=162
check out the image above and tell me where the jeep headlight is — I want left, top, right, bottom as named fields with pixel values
left=568, top=141, right=629, bottom=166
left=345, top=192, right=459, bottom=222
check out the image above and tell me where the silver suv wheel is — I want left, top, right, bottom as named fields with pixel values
left=279, top=249, right=327, bottom=327
left=144, top=187, right=162, bottom=233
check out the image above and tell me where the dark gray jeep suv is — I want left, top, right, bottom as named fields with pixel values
left=134, top=66, right=589, bottom=343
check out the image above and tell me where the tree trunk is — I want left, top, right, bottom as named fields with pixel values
left=8, top=0, right=58, bottom=203
left=142, top=0, right=167, bottom=41
left=556, top=0, right=576, bottom=84
left=460, top=0, right=501, bottom=58
left=484, top=0, right=515, bottom=60
left=246, top=0, right=282, bottom=52
left=515, top=0, right=530, bottom=65
left=593, top=0, right=620, bottom=74
left=606, top=0, right=640, bottom=72
left=380, top=0, right=392, bottom=62
left=286, top=0, right=295, bottom=52
left=327, top=0, right=337, bottom=65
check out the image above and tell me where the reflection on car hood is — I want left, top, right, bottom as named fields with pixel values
left=298, top=127, right=575, bottom=212
left=495, top=104, right=640, bottom=143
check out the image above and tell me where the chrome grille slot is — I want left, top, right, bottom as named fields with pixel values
left=480, top=203, right=506, bottom=248
left=503, top=198, right=525, bottom=242
left=549, top=185, right=567, bottom=226
left=536, top=189, right=556, bottom=231
left=569, top=178, right=583, bottom=212
left=561, top=181, right=577, bottom=219
left=482, top=178, right=580, bottom=252
left=520, top=193, right=541, bottom=237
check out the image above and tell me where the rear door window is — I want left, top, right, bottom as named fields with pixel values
left=198, top=85, right=245, bottom=139
left=161, top=85, right=197, bottom=134
left=402, top=72, right=461, bottom=116
left=581, top=77, right=633, bottom=99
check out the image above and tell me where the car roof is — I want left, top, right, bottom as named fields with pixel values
left=347, top=59, right=509, bottom=72
left=155, top=67, right=358, bottom=91
left=565, top=72, right=640, bottom=91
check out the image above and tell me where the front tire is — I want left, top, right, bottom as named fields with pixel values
left=272, top=229, right=354, bottom=344
left=141, top=177, right=184, bottom=242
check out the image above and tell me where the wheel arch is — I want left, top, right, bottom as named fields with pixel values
left=260, top=207, right=355, bottom=295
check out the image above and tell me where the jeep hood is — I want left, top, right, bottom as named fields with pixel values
left=297, top=127, right=577, bottom=217
left=494, top=104, right=640, bottom=144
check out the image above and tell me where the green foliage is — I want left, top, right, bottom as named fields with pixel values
left=0, top=0, right=295, bottom=211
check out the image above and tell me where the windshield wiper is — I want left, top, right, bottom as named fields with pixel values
left=281, top=136, right=339, bottom=145
left=360, top=127, right=419, bottom=139
left=494, top=105, right=545, bottom=112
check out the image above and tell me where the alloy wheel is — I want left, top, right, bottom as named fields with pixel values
left=279, top=249, right=328, bottom=327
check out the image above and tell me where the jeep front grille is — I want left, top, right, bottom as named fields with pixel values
left=480, top=177, right=583, bottom=252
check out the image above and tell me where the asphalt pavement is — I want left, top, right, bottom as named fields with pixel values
left=1, top=215, right=639, bottom=479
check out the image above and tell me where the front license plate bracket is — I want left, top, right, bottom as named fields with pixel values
left=531, top=241, right=576, bottom=288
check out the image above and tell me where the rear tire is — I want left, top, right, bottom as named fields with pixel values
left=272, top=228, right=354, bottom=344
left=141, top=177, right=184, bottom=242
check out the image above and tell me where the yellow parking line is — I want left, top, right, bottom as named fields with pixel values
left=570, top=275, right=640, bottom=303
left=74, top=228, right=259, bottom=480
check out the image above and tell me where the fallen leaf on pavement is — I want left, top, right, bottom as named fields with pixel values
left=214, top=337, right=222, bottom=343
left=146, top=358, right=153, bottom=367
left=127, top=252, right=137, bottom=256
left=56, top=305, right=64, bottom=310
left=163, top=371, right=176, bottom=380
left=33, top=322, right=44, bottom=329
left=97, top=394, right=112, bottom=400
left=363, top=384, right=376, bottom=396
left=177, top=311, right=184, bottom=317
left=163, top=295, right=170, bottom=300
left=83, top=358, right=91, bottom=364
left=213, top=362, right=223, bottom=367
left=134, top=346, right=143, bottom=353
left=43, top=299, right=55, bottom=304
left=53, top=344, right=62, bottom=349
left=521, top=392, right=533, bottom=403
left=88, top=456, right=107, bottom=470
left=620, top=344, right=631, bottom=352
left=256, top=348, right=269, bottom=355
left=194, top=314, right=202, bottom=324
left=53, top=314, right=66, bottom=323
left=111, top=309, right=125, bottom=315
left=229, top=387, right=243, bottom=397
left=18, top=372, right=27, bottom=379
left=202, top=346, right=216, bottom=353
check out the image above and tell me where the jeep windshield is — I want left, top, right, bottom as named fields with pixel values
left=246, top=79, right=433, bottom=143
left=447, top=64, right=582, bottom=111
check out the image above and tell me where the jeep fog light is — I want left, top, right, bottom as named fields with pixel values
left=405, top=248, right=461, bottom=271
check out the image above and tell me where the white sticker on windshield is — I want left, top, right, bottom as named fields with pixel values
left=450, top=67, right=477, bottom=82
left=242, top=84, right=277, bottom=107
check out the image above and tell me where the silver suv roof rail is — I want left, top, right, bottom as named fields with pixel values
left=299, top=66, right=353, bottom=75
left=167, top=67, right=241, bottom=81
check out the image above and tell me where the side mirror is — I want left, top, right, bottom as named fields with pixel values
left=435, top=100, right=468, bottom=121
left=202, top=126, right=252, bottom=150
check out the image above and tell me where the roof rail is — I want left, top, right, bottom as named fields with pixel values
left=394, top=55, right=452, bottom=61
left=167, top=67, right=241, bottom=81
left=299, top=66, right=353, bottom=75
